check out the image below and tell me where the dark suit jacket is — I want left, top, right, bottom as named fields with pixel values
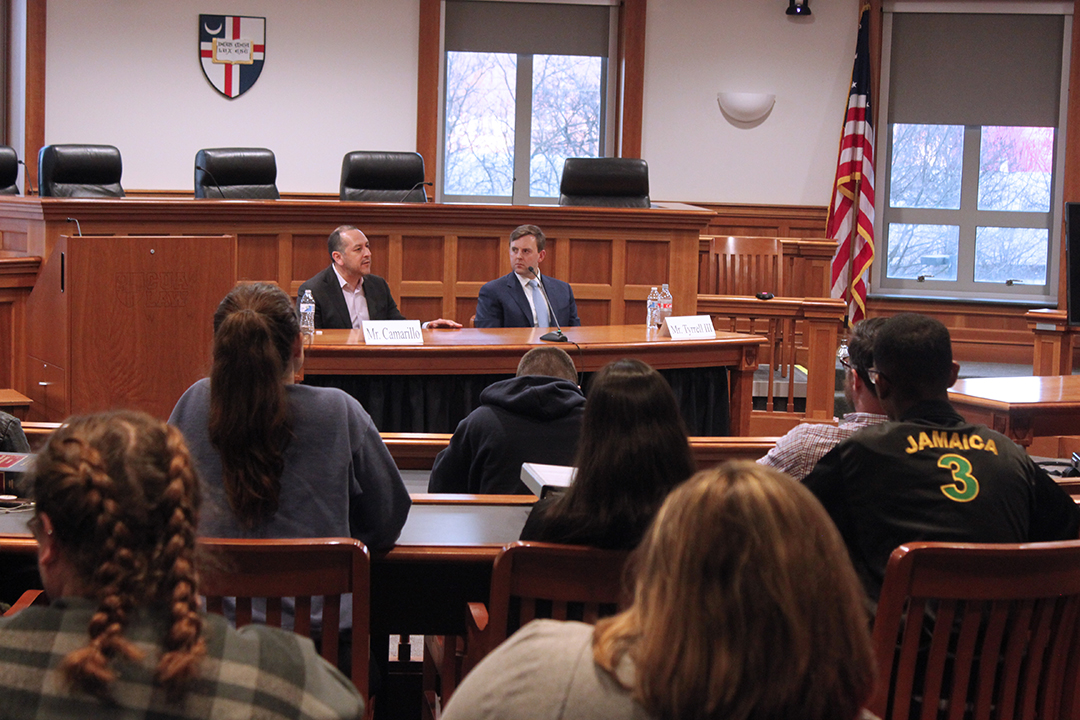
left=474, top=272, right=580, bottom=329
left=297, top=265, right=405, bottom=329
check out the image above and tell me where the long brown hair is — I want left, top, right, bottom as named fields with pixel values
left=208, top=282, right=297, bottom=527
left=593, top=462, right=875, bottom=720
left=31, top=411, right=205, bottom=700
left=537, top=358, right=694, bottom=548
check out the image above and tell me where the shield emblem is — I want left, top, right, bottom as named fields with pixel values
left=199, top=15, right=265, bottom=99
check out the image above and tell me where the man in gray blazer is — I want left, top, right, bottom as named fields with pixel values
left=298, top=225, right=460, bottom=329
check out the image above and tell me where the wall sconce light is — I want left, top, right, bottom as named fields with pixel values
left=786, top=0, right=811, bottom=15
left=717, top=92, right=776, bottom=123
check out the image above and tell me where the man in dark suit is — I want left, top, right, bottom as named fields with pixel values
left=475, top=224, right=580, bottom=329
left=298, top=225, right=460, bottom=329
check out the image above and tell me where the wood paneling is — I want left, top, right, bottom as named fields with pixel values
left=619, top=0, right=647, bottom=158
left=237, top=234, right=279, bottom=282
left=0, top=198, right=713, bottom=333
left=23, top=235, right=236, bottom=421
left=23, top=0, right=45, bottom=194
left=865, top=298, right=1036, bottom=365
left=416, top=0, right=441, bottom=185
left=691, top=202, right=828, bottom=238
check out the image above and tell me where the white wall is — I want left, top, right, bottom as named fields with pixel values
left=41, top=0, right=857, bottom=205
left=45, top=0, right=420, bottom=193
left=642, top=0, right=857, bottom=205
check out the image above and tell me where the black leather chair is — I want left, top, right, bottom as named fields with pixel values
left=0, top=146, right=19, bottom=195
left=195, top=147, right=279, bottom=199
left=340, top=151, right=428, bottom=202
left=38, top=144, right=124, bottom=198
left=558, top=158, right=650, bottom=208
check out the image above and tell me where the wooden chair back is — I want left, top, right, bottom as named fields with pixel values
left=479, top=541, right=629, bottom=660
left=705, top=235, right=784, bottom=296
left=198, top=537, right=370, bottom=698
left=870, top=540, right=1080, bottom=720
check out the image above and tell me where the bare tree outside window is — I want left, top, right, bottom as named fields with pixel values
left=445, top=52, right=516, bottom=197
left=884, top=123, right=1053, bottom=288
left=530, top=55, right=601, bottom=197
left=444, top=51, right=603, bottom=202
left=890, top=124, right=963, bottom=210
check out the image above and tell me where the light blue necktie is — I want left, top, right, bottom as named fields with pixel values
left=529, top=279, right=550, bottom=328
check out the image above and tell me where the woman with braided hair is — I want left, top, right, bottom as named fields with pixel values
left=0, top=411, right=363, bottom=719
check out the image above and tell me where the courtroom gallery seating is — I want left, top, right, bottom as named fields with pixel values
left=340, top=150, right=429, bottom=202
left=0, top=145, right=20, bottom=195
left=423, top=541, right=629, bottom=716
left=37, top=143, right=124, bottom=197
left=199, top=537, right=372, bottom=699
left=870, top=539, right=1080, bottom=720
left=558, top=157, right=650, bottom=208
left=194, top=147, right=280, bottom=199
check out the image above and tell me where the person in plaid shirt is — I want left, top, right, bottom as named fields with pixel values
left=758, top=318, right=887, bottom=481
left=0, top=410, right=363, bottom=720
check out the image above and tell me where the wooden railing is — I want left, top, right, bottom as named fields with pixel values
left=1025, top=308, right=1074, bottom=376
left=697, top=296, right=847, bottom=436
left=23, top=423, right=778, bottom=470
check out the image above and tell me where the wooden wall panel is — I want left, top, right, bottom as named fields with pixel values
left=624, top=239, right=669, bottom=286
left=578, top=299, right=610, bottom=326
left=865, top=298, right=1035, bottom=365
left=693, top=203, right=828, bottom=238
left=400, top=297, right=442, bottom=323
left=237, top=233, right=279, bottom=282
left=402, top=235, right=444, bottom=282
left=457, top=236, right=501, bottom=282
left=568, top=239, right=612, bottom=284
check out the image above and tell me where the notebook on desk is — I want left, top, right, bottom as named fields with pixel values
left=521, top=462, right=576, bottom=498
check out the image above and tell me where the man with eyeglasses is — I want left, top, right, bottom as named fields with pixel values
left=758, top=318, right=887, bottom=481
left=803, top=313, right=1079, bottom=607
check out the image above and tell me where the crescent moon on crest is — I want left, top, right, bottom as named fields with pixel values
left=204, top=22, right=222, bottom=35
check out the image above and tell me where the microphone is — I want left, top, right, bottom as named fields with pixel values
left=195, top=164, right=225, bottom=198
left=528, top=266, right=568, bottom=343
left=396, top=180, right=432, bottom=203
left=65, top=217, right=82, bottom=236
left=17, top=160, right=34, bottom=195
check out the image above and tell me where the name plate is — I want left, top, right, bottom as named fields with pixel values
left=659, top=315, right=716, bottom=339
left=362, top=320, right=424, bottom=345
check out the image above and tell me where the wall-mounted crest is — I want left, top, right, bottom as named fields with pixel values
left=199, top=15, right=265, bottom=99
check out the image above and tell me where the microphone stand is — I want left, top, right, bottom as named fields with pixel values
left=528, top=266, right=568, bottom=343
left=396, top=180, right=433, bottom=203
left=195, top=165, right=226, bottom=198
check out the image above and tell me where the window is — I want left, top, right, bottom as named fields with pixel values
left=875, top=9, right=1068, bottom=303
left=441, top=1, right=616, bottom=204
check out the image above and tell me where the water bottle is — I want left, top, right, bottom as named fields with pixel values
left=646, top=286, right=660, bottom=329
left=300, top=289, right=316, bottom=337
left=657, top=284, right=673, bottom=328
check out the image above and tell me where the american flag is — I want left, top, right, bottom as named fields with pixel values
left=827, top=4, right=875, bottom=324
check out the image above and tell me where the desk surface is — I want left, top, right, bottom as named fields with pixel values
left=949, top=376, right=1080, bottom=410
left=948, top=376, right=1080, bottom=446
left=0, top=502, right=529, bottom=559
left=304, top=324, right=764, bottom=376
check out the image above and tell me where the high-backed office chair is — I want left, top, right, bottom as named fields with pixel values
left=194, top=147, right=280, bottom=199
left=870, top=540, right=1080, bottom=720
left=423, top=541, right=629, bottom=717
left=38, top=144, right=124, bottom=198
left=0, top=145, right=20, bottom=195
left=199, top=537, right=371, bottom=699
left=558, top=157, right=650, bottom=208
left=340, top=151, right=428, bottom=202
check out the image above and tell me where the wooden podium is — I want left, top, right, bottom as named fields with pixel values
left=24, top=235, right=236, bottom=421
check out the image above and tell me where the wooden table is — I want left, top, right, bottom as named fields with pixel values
left=0, top=499, right=532, bottom=636
left=304, top=325, right=765, bottom=436
left=0, top=389, right=31, bottom=420
left=948, top=375, right=1080, bottom=447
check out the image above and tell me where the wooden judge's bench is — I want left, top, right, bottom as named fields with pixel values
left=0, top=197, right=731, bottom=425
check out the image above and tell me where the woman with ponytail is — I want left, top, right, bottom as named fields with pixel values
left=169, top=282, right=410, bottom=549
left=0, top=410, right=363, bottom=719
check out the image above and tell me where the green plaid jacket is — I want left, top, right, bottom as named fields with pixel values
left=0, top=598, right=363, bottom=720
